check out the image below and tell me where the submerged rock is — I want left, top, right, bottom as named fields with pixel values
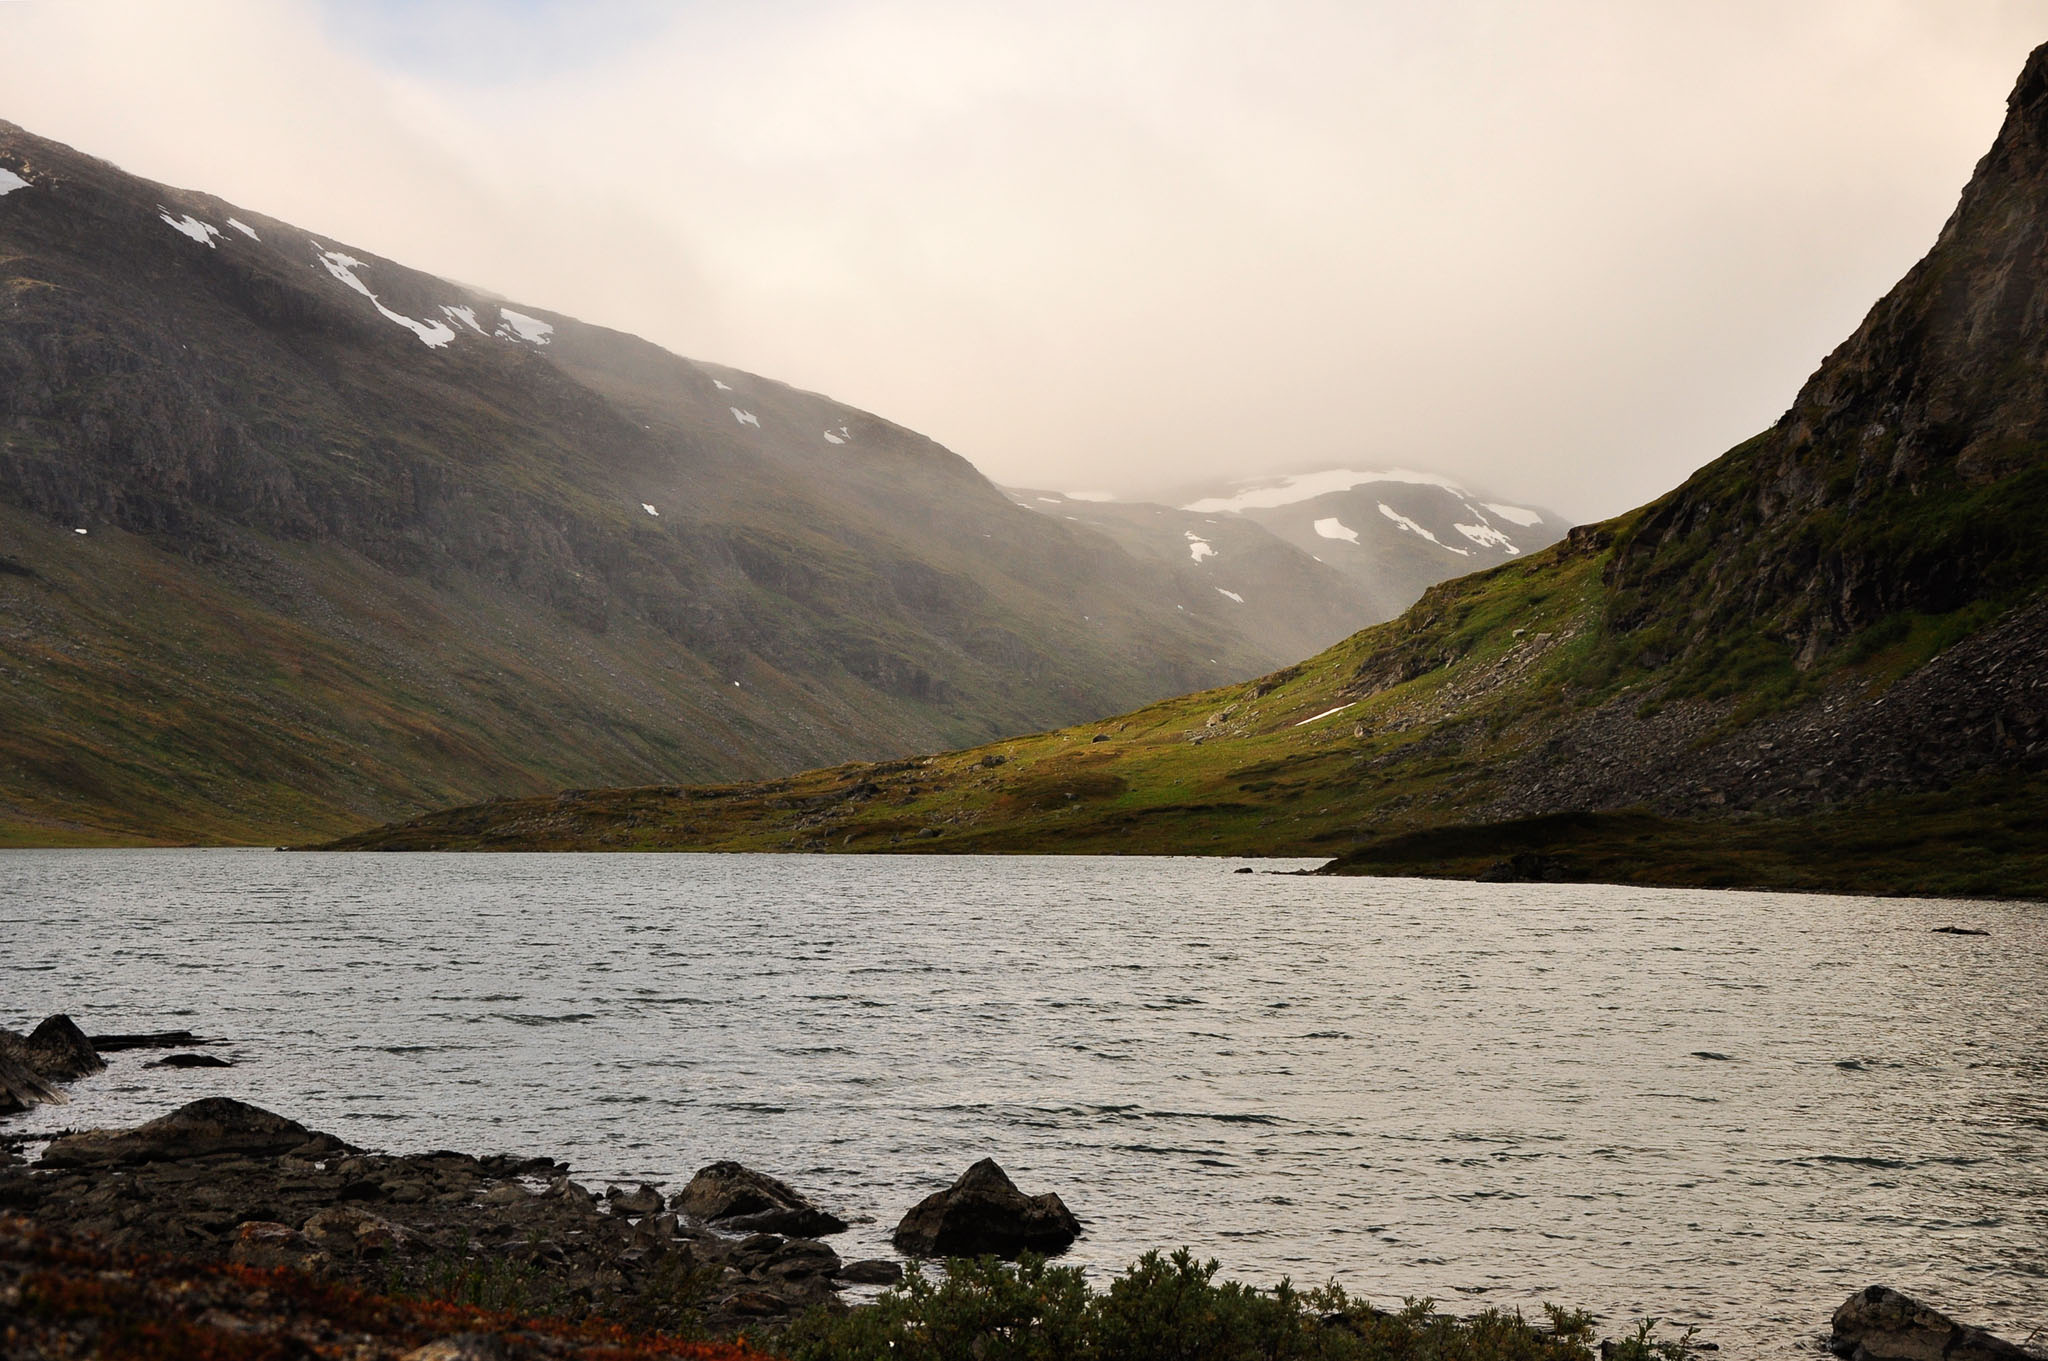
left=891, top=1157, right=1081, bottom=1258
left=148, top=1052, right=233, bottom=1069
left=1829, top=1285, right=2034, bottom=1360
left=674, top=1160, right=848, bottom=1236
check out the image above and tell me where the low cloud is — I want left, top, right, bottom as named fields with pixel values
left=8, top=0, right=2041, bottom=519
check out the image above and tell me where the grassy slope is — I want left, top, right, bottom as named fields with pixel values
left=319, top=485, right=2048, bottom=900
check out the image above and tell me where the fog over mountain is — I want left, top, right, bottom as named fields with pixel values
left=4, top=1, right=2042, bottom=520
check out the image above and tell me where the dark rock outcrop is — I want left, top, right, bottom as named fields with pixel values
left=38, top=1096, right=346, bottom=1166
left=0, top=1014, right=104, bottom=1114
left=891, top=1158, right=1082, bottom=1258
left=1829, top=1285, right=2036, bottom=1360
left=673, top=1159, right=848, bottom=1236
left=3, top=1099, right=873, bottom=1334
left=18, top=1015, right=105, bottom=1080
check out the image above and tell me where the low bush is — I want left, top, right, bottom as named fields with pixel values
left=783, top=1248, right=1696, bottom=1361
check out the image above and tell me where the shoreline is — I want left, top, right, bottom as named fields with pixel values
left=5, top=1081, right=2040, bottom=1360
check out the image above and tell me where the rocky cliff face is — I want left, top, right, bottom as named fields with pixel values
left=1606, top=44, right=2048, bottom=668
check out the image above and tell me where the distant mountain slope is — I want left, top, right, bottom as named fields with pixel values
left=331, top=45, right=2048, bottom=898
left=1006, top=471, right=1567, bottom=658
left=1002, top=489, right=1384, bottom=661
left=0, top=121, right=1315, bottom=845
left=1175, top=467, right=1565, bottom=620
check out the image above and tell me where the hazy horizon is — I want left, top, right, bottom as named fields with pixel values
left=8, top=0, right=2042, bottom=522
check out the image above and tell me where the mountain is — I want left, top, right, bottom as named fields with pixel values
left=1005, top=473, right=1567, bottom=657
left=332, top=45, right=2048, bottom=898
left=0, top=120, right=1351, bottom=846
left=1001, top=489, right=1381, bottom=662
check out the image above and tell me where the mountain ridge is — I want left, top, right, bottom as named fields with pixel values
left=322, top=45, right=2048, bottom=898
left=0, top=118, right=1386, bottom=845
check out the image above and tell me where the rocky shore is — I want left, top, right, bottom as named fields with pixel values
left=2, top=1016, right=2040, bottom=1361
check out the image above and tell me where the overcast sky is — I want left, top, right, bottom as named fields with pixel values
left=8, top=1, right=2043, bottom=519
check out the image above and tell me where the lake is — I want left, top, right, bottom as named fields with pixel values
left=3, top=850, right=2043, bottom=1354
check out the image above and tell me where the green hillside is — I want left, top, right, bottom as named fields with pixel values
left=322, top=46, right=2048, bottom=898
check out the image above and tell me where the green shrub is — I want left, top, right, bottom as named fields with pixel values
left=782, top=1249, right=1681, bottom=1361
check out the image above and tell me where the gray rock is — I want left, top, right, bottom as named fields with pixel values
left=1829, top=1285, right=2035, bottom=1360
left=147, top=1053, right=233, bottom=1069
left=674, top=1160, right=848, bottom=1236
left=402, top=1335, right=507, bottom=1361
left=891, top=1158, right=1082, bottom=1258
left=39, top=1097, right=340, bottom=1167
left=607, top=1182, right=664, bottom=1217
left=836, top=1257, right=905, bottom=1285
left=0, top=1046, right=65, bottom=1116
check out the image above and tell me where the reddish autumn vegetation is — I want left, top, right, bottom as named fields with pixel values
left=0, top=1216, right=776, bottom=1361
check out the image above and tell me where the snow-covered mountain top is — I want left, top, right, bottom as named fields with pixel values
left=1183, top=467, right=1476, bottom=514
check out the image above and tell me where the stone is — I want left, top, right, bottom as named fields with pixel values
left=606, top=1182, right=664, bottom=1217
left=835, top=1258, right=905, bottom=1285
left=22, top=1015, right=105, bottom=1081
left=147, top=1053, right=233, bottom=1069
left=87, top=1030, right=200, bottom=1052
left=891, top=1158, right=1082, bottom=1258
left=674, top=1160, right=848, bottom=1236
left=228, top=1220, right=330, bottom=1271
left=1829, top=1285, right=2035, bottom=1360
left=402, top=1335, right=507, bottom=1361
left=302, top=1205, right=411, bottom=1258
left=0, top=1047, right=65, bottom=1116
left=762, top=1237, right=841, bottom=1279
left=39, top=1098, right=330, bottom=1167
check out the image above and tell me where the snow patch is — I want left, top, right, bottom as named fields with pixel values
left=1215, top=587, right=1244, bottom=603
left=73, top=527, right=87, bottom=535
left=1312, top=517, right=1359, bottom=544
left=822, top=425, right=849, bottom=445
left=1185, top=467, right=1468, bottom=514
left=496, top=309, right=553, bottom=345
left=712, top=379, right=733, bottom=391
left=1455, top=522, right=1519, bottom=554
left=823, top=430, right=844, bottom=444
left=1063, top=490, right=1117, bottom=502
left=1295, top=702, right=1355, bottom=727
left=226, top=217, right=259, bottom=240
left=642, top=503, right=660, bottom=517
left=1483, top=502, right=1544, bottom=527
left=1185, top=531, right=1216, bottom=563
left=440, top=305, right=486, bottom=334
left=0, top=168, right=29, bottom=197
left=1379, top=503, right=1468, bottom=555
left=315, top=247, right=455, bottom=348
left=159, top=210, right=223, bottom=248
left=1036, top=496, right=1062, bottom=504
left=731, top=408, right=760, bottom=428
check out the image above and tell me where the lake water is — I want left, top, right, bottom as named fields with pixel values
left=3, top=850, right=2044, bottom=1354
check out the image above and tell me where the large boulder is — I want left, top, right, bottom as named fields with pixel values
left=673, top=1160, right=848, bottom=1236
left=20, top=1016, right=105, bottom=1081
left=39, top=1098, right=346, bottom=1167
left=891, top=1158, right=1081, bottom=1258
left=1829, top=1286, right=2035, bottom=1361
